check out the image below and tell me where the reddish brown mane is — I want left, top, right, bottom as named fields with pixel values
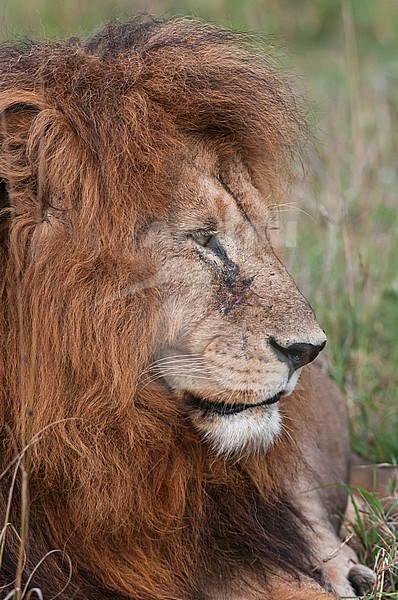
left=0, top=17, right=317, bottom=599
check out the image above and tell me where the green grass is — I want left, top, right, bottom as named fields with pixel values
left=344, top=487, right=398, bottom=598
left=1, top=0, right=397, bottom=596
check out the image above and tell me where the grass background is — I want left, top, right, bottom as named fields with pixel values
left=1, top=0, right=397, bottom=462
left=1, top=0, right=396, bottom=464
left=0, top=1, right=397, bottom=597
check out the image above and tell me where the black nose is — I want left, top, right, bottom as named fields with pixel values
left=269, top=337, right=326, bottom=370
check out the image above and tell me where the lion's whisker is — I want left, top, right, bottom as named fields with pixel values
left=140, top=371, right=216, bottom=388
left=279, top=420, right=297, bottom=448
left=138, top=364, right=217, bottom=384
left=147, top=359, right=209, bottom=369
left=270, top=207, right=318, bottom=222
left=142, top=368, right=214, bottom=381
left=140, top=355, right=208, bottom=375
left=146, top=353, right=205, bottom=366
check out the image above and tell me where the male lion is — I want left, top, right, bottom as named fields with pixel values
left=0, top=17, right=374, bottom=600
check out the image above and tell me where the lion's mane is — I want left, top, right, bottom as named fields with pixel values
left=0, top=17, right=320, bottom=599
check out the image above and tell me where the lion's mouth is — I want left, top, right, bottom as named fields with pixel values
left=186, top=392, right=282, bottom=416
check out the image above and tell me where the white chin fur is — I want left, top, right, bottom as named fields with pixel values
left=191, top=404, right=282, bottom=457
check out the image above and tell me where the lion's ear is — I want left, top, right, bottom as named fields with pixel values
left=0, top=97, right=44, bottom=227
left=0, top=98, right=42, bottom=178
left=1, top=93, right=84, bottom=225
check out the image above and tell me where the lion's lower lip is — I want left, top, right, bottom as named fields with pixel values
left=186, top=393, right=282, bottom=416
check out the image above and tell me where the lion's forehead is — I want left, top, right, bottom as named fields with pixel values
left=170, top=153, right=271, bottom=235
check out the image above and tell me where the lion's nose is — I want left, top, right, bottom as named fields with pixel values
left=269, top=337, right=326, bottom=370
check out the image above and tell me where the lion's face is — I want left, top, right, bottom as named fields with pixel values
left=142, top=144, right=326, bottom=455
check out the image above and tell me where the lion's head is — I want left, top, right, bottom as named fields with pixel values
left=0, top=17, right=330, bottom=600
left=143, top=143, right=326, bottom=455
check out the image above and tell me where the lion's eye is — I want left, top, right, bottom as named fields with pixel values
left=191, top=231, right=216, bottom=248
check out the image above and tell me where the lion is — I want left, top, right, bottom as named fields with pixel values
left=0, top=17, right=375, bottom=600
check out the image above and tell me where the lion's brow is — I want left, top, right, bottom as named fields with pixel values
left=218, top=178, right=254, bottom=228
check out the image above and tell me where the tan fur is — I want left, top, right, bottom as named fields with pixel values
left=0, top=17, right=368, bottom=600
